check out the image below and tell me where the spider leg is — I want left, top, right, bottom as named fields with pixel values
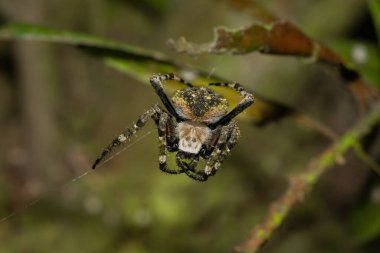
left=188, top=156, right=199, bottom=170
left=179, top=128, right=227, bottom=182
left=204, top=122, right=240, bottom=177
left=175, top=152, right=188, bottom=171
left=158, top=113, right=184, bottom=174
left=208, top=82, right=254, bottom=129
left=183, top=166, right=209, bottom=181
left=174, top=151, right=211, bottom=181
left=203, top=124, right=231, bottom=175
left=92, top=105, right=162, bottom=169
left=150, top=73, right=193, bottom=121
left=199, top=128, right=221, bottom=159
left=175, top=152, right=199, bottom=170
left=207, top=124, right=240, bottom=175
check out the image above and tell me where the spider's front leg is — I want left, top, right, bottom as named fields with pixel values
left=157, top=113, right=185, bottom=174
left=92, top=105, right=162, bottom=169
left=208, top=81, right=254, bottom=129
left=206, top=124, right=240, bottom=175
left=150, top=73, right=193, bottom=121
left=175, top=152, right=199, bottom=173
left=183, top=122, right=240, bottom=181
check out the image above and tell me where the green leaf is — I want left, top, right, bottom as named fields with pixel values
left=328, top=40, right=380, bottom=89
left=350, top=202, right=380, bottom=243
left=368, top=0, right=380, bottom=47
left=0, top=23, right=168, bottom=61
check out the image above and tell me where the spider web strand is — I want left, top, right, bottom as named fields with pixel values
left=0, top=131, right=152, bottom=224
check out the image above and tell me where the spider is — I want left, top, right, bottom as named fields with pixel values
left=92, top=73, right=254, bottom=181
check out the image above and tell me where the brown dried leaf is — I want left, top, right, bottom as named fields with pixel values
left=168, top=20, right=379, bottom=112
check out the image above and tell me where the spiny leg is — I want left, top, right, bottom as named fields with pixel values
left=187, top=156, right=200, bottom=170
left=157, top=113, right=184, bottom=174
left=173, top=151, right=211, bottom=181
left=203, top=124, right=232, bottom=175
left=180, top=129, right=231, bottom=182
left=92, top=105, right=162, bottom=169
left=151, top=73, right=194, bottom=88
left=158, top=145, right=183, bottom=174
left=200, top=129, right=221, bottom=159
left=204, top=123, right=240, bottom=176
left=206, top=125, right=240, bottom=175
left=183, top=165, right=209, bottom=181
left=164, top=114, right=178, bottom=152
left=208, top=82, right=254, bottom=128
left=175, top=152, right=199, bottom=171
left=150, top=73, right=193, bottom=121
left=176, top=152, right=207, bottom=182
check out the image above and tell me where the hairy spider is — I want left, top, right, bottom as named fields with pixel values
left=92, top=73, right=254, bottom=181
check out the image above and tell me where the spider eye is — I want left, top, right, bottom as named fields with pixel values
left=172, top=88, right=228, bottom=122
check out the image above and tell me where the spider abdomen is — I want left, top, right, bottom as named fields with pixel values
left=177, top=121, right=211, bottom=154
left=172, top=87, right=229, bottom=123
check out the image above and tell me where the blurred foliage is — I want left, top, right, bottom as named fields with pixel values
left=329, top=40, right=380, bottom=89
left=368, top=0, right=380, bottom=47
left=0, top=1, right=379, bottom=253
left=350, top=201, right=380, bottom=243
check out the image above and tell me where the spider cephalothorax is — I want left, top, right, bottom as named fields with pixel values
left=92, top=73, right=254, bottom=181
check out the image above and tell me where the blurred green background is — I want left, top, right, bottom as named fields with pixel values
left=0, top=0, right=379, bottom=252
